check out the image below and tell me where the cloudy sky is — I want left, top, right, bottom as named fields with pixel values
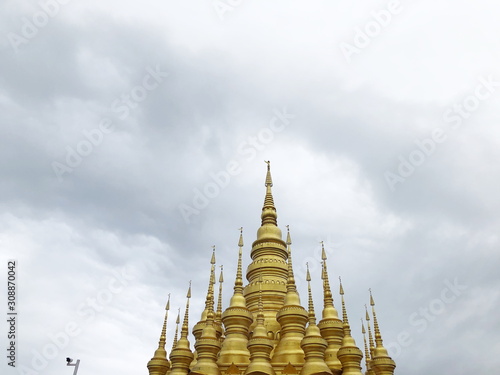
left=1, top=0, right=500, bottom=374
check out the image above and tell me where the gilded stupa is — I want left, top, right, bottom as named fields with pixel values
left=147, top=162, right=396, bottom=375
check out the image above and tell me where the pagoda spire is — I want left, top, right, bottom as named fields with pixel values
left=271, top=226, right=308, bottom=369
left=365, top=305, right=375, bottom=359
left=147, top=294, right=171, bottom=375
left=169, top=283, right=194, bottom=375
left=245, top=274, right=275, bottom=375
left=193, top=247, right=221, bottom=367
left=318, top=243, right=343, bottom=375
left=337, top=278, right=363, bottom=375
left=218, top=228, right=253, bottom=368
left=172, top=308, right=181, bottom=352
left=368, top=291, right=395, bottom=375
left=361, top=319, right=374, bottom=375
left=191, top=265, right=221, bottom=375
left=215, top=266, right=224, bottom=328
left=244, top=161, right=288, bottom=335
left=300, top=264, right=332, bottom=375
left=261, top=160, right=277, bottom=227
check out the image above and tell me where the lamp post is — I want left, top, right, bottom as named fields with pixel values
left=66, top=358, right=80, bottom=375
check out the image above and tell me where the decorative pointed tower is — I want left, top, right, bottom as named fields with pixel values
left=365, top=305, right=375, bottom=360
left=218, top=228, right=253, bottom=370
left=215, top=266, right=224, bottom=331
left=169, top=283, right=194, bottom=375
left=300, top=264, right=332, bottom=375
left=193, top=248, right=222, bottom=368
left=317, top=243, right=343, bottom=375
left=191, top=271, right=222, bottom=375
left=148, top=294, right=171, bottom=375
left=368, top=291, right=395, bottom=375
left=245, top=275, right=275, bottom=375
left=172, top=308, right=181, bottom=352
left=244, top=161, right=288, bottom=336
left=271, top=226, right=308, bottom=370
left=337, top=278, right=363, bottom=375
left=361, top=319, right=374, bottom=375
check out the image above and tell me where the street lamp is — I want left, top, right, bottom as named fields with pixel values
left=66, top=358, right=80, bottom=375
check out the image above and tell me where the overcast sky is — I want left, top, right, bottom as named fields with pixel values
left=1, top=1, right=500, bottom=374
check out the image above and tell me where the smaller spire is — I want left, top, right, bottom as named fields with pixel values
left=182, top=281, right=192, bottom=337
left=168, top=282, right=194, bottom=375
left=229, top=228, right=246, bottom=307
left=235, top=228, right=244, bottom=294
left=365, top=304, right=375, bottom=357
left=361, top=319, right=372, bottom=373
left=306, top=263, right=316, bottom=325
left=253, top=273, right=267, bottom=338
left=370, top=289, right=383, bottom=348
left=320, top=243, right=338, bottom=318
left=215, top=266, right=224, bottom=324
left=318, top=243, right=343, bottom=374
left=172, top=308, right=181, bottom=351
left=368, top=290, right=396, bottom=375
left=147, top=294, right=171, bottom=375
left=156, top=294, right=171, bottom=353
left=336, top=278, right=363, bottom=375
left=284, top=225, right=299, bottom=304
left=339, top=277, right=349, bottom=334
left=218, top=228, right=252, bottom=367
left=245, top=272, right=275, bottom=375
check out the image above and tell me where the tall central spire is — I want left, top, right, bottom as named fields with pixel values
left=244, top=161, right=288, bottom=335
left=261, top=160, right=277, bottom=227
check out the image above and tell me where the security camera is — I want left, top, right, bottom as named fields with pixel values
left=66, top=358, right=73, bottom=364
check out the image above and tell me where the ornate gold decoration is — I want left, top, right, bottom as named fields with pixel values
left=147, top=163, right=398, bottom=375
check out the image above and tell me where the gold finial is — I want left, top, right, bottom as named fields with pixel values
left=264, top=160, right=273, bottom=187
left=286, top=225, right=291, bottom=245
left=166, top=293, right=171, bottom=311
left=339, top=276, right=344, bottom=296
left=219, top=265, right=224, bottom=283
left=238, top=227, right=244, bottom=247
left=211, top=246, right=216, bottom=265
left=320, top=241, right=327, bottom=261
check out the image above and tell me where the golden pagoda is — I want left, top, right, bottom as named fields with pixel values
left=147, top=162, right=396, bottom=375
